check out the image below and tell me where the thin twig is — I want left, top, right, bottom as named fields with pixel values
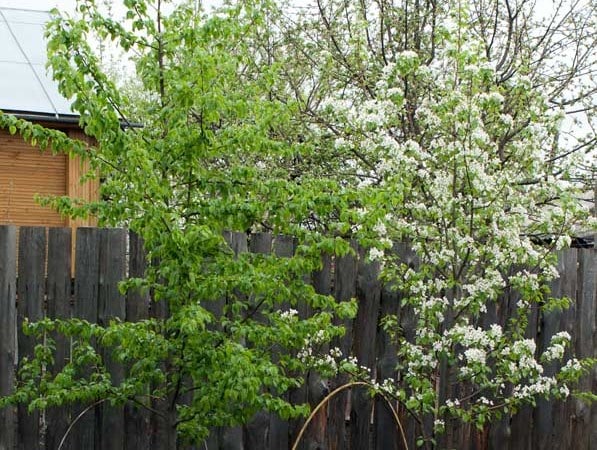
left=291, top=381, right=409, bottom=450
left=58, top=398, right=107, bottom=450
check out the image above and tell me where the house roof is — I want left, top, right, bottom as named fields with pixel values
left=0, top=7, right=75, bottom=120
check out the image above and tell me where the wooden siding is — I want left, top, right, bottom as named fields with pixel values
left=0, top=127, right=98, bottom=228
left=0, top=129, right=67, bottom=227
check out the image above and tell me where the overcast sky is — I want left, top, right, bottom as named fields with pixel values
left=0, top=0, right=223, bottom=13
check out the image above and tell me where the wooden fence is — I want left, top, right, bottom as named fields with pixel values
left=0, top=225, right=595, bottom=450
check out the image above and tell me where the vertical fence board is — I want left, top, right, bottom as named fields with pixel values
left=124, top=231, right=151, bottom=450
left=72, top=227, right=100, bottom=450
left=45, top=227, right=73, bottom=450
left=97, top=228, right=126, bottom=450
left=327, top=243, right=357, bottom=450
left=350, top=248, right=381, bottom=450
left=555, top=249, right=578, bottom=450
left=268, top=235, right=295, bottom=450
left=219, top=231, right=248, bottom=450
left=0, top=226, right=17, bottom=450
left=375, top=284, right=400, bottom=450
left=395, top=244, right=419, bottom=450
left=244, top=232, right=273, bottom=450
left=149, top=255, right=176, bottom=450
left=297, top=253, right=333, bottom=450
left=17, top=227, right=46, bottom=450
left=576, top=249, right=596, bottom=450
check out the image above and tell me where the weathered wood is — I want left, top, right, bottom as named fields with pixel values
left=0, top=225, right=17, bottom=450
left=149, top=255, right=176, bottom=450
left=267, top=235, right=295, bottom=450
left=554, top=249, right=578, bottom=450
left=17, top=227, right=46, bottom=450
left=1, top=230, right=597, bottom=450
left=219, top=231, right=248, bottom=450
left=97, top=228, right=127, bottom=450
left=45, top=227, right=73, bottom=450
left=375, top=281, right=401, bottom=450
left=293, top=254, right=332, bottom=450
left=575, top=249, right=596, bottom=450
left=394, top=244, right=419, bottom=450
left=327, top=243, right=357, bottom=450
left=124, top=231, right=151, bottom=450
left=71, top=227, right=100, bottom=450
left=350, top=247, right=381, bottom=450
left=244, top=232, right=273, bottom=450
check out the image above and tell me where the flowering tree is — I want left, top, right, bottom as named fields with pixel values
left=270, top=0, right=596, bottom=447
left=0, top=0, right=595, bottom=448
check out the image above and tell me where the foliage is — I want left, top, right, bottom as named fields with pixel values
left=0, top=0, right=595, bottom=448
left=0, top=0, right=358, bottom=444
left=265, top=0, right=596, bottom=447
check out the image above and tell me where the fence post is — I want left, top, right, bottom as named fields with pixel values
left=0, top=225, right=17, bottom=450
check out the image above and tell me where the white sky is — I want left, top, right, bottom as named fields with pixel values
left=0, top=0, right=221, bottom=13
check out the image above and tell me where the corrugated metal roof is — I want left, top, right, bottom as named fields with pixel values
left=0, top=7, right=74, bottom=118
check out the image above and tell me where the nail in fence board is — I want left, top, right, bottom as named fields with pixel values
left=45, top=228, right=73, bottom=450
left=0, top=226, right=17, bottom=450
left=17, top=227, right=46, bottom=450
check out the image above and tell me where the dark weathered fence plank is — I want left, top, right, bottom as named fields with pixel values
left=394, top=245, right=419, bottom=450
left=267, top=235, right=295, bottom=450
left=17, top=227, right=46, bottom=450
left=71, top=227, right=100, bottom=450
left=327, top=243, right=357, bottom=450
left=219, top=231, right=248, bottom=450
left=532, top=250, right=575, bottom=450
left=149, top=255, right=176, bottom=450
left=350, top=249, right=381, bottom=450
left=124, top=231, right=151, bottom=450
left=375, top=278, right=401, bottom=450
left=45, top=227, right=73, bottom=450
left=575, top=249, right=596, bottom=450
left=244, top=232, right=273, bottom=450
left=97, top=228, right=127, bottom=450
left=0, top=225, right=17, bottom=450
left=298, top=253, right=333, bottom=450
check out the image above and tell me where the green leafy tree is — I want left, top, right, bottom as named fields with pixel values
left=0, top=0, right=595, bottom=448
left=0, top=0, right=356, bottom=445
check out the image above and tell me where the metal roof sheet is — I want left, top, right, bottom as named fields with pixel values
left=0, top=7, right=74, bottom=118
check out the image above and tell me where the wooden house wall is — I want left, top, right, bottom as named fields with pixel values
left=0, top=127, right=98, bottom=228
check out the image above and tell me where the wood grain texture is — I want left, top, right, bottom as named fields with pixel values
left=0, top=225, right=17, bottom=450
left=45, top=227, right=73, bottom=450
left=124, top=231, right=151, bottom=450
left=97, top=228, right=127, bottom=450
left=71, top=227, right=100, bottom=450
left=17, top=227, right=46, bottom=450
